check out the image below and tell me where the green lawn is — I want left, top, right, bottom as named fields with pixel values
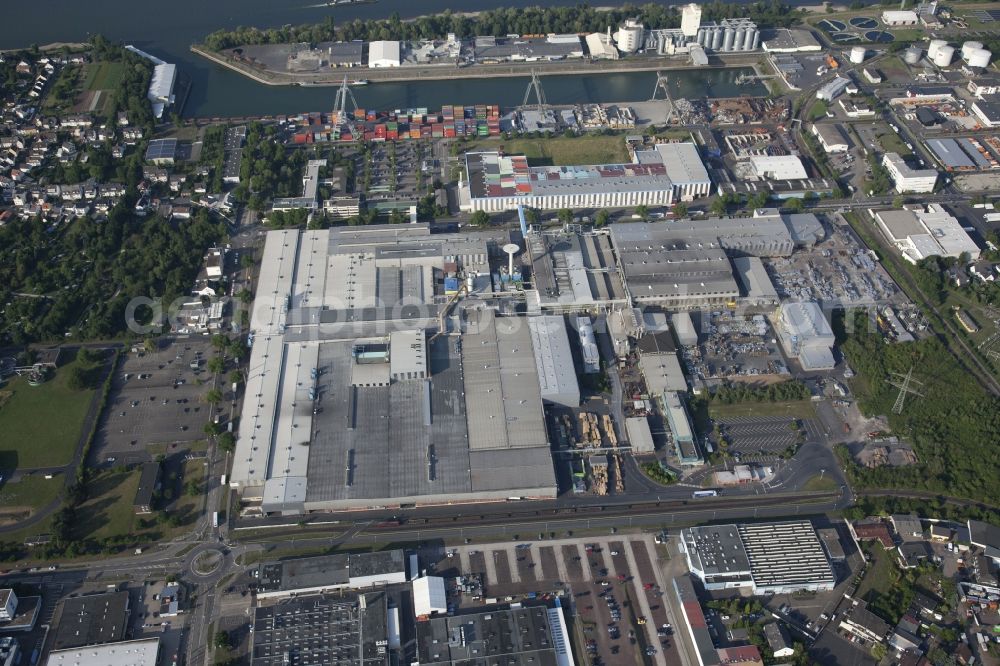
left=0, top=474, right=63, bottom=512
left=877, top=128, right=912, bottom=156
left=83, top=61, right=125, bottom=92
left=74, top=469, right=140, bottom=541
left=0, top=360, right=96, bottom=470
left=462, top=134, right=629, bottom=166
left=801, top=473, right=839, bottom=492
left=708, top=399, right=816, bottom=420
left=856, top=542, right=899, bottom=602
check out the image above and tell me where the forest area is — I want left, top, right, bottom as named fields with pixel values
left=202, top=1, right=801, bottom=50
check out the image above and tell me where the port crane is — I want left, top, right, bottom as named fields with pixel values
left=522, top=70, right=548, bottom=110
left=332, top=74, right=360, bottom=137
left=650, top=71, right=676, bottom=125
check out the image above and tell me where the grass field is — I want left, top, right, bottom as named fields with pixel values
left=708, top=399, right=816, bottom=420
left=856, top=543, right=899, bottom=604
left=75, top=469, right=141, bottom=541
left=0, top=360, right=96, bottom=470
left=801, top=473, right=839, bottom=492
left=463, top=134, right=629, bottom=166
left=83, top=61, right=125, bottom=92
left=877, top=128, right=912, bottom=156
left=0, top=475, right=63, bottom=512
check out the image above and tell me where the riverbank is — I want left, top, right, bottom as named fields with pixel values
left=191, top=44, right=761, bottom=87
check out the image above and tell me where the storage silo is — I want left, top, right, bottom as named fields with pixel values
left=711, top=28, right=723, bottom=50
left=962, top=40, right=984, bottom=61
left=933, top=44, right=955, bottom=67
left=697, top=28, right=708, bottom=46
left=751, top=32, right=761, bottom=50
left=966, top=48, right=992, bottom=68
left=743, top=27, right=757, bottom=51
left=903, top=45, right=922, bottom=65
left=850, top=46, right=867, bottom=64
left=734, top=27, right=746, bottom=52
left=927, top=39, right=947, bottom=60
left=723, top=26, right=735, bottom=51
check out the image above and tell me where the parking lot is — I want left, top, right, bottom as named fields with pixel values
left=360, top=141, right=428, bottom=206
left=91, top=337, right=217, bottom=466
left=717, top=415, right=823, bottom=454
left=419, top=535, right=679, bottom=666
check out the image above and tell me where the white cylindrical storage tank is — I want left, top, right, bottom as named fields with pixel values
left=697, top=29, right=707, bottom=46
left=927, top=39, right=947, bottom=60
left=962, top=40, right=984, bottom=60
left=903, top=46, right=922, bottom=64
left=752, top=32, right=761, bottom=50
left=734, top=27, right=745, bottom=51
left=723, top=27, right=735, bottom=51
left=712, top=28, right=723, bottom=50
left=967, top=48, right=992, bottom=68
left=933, top=45, right=954, bottom=67
left=743, top=27, right=756, bottom=51
left=850, top=46, right=866, bottom=64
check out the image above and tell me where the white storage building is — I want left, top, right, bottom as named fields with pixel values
left=413, top=576, right=447, bottom=617
left=882, top=10, right=919, bottom=26
left=528, top=316, right=581, bottom=408
left=775, top=301, right=835, bottom=371
left=748, top=154, right=808, bottom=180
left=873, top=204, right=980, bottom=264
left=625, top=416, right=655, bottom=454
left=369, top=40, right=401, bottom=67
left=811, top=123, right=849, bottom=153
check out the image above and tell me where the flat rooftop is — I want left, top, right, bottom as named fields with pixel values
left=235, top=229, right=557, bottom=513
left=50, top=592, right=129, bottom=651
left=252, top=592, right=388, bottom=666
left=465, top=151, right=675, bottom=201
left=416, top=605, right=565, bottom=665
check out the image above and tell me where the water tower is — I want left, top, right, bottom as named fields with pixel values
left=502, top=243, right=519, bottom=276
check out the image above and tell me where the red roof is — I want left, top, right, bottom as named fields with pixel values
left=853, top=522, right=894, bottom=548
left=718, top=645, right=763, bottom=665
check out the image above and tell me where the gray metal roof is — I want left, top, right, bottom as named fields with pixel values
left=527, top=316, right=580, bottom=405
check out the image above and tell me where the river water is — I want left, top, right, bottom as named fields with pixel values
left=2, top=0, right=773, bottom=116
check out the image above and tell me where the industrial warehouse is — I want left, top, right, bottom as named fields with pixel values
left=231, top=226, right=562, bottom=514
left=459, top=142, right=711, bottom=212
left=680, top=520, right=836, bottom=594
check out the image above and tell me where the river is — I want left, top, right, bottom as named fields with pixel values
left=2, top=0, right=778, bottom=117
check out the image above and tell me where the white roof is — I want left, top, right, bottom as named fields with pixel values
left=653, top=143, right=711, bottom=186
left=625, top=416, right=655, bottom=453
left=882, top=10, right=918, bottom=21
left=749, top=154, right=808, bottom=180
left=413, top=576, right=447, bottom=616
left=45, top=638, right=160, bottom=666
left=780, top=301, right=834, bottom=341
left=369, top=40, right=401, bottom=66
left=585, top=32, right=618, bottom=58
left=527, top=316, right=580, bottom=403
left=149, top=63, right=175, bottom=102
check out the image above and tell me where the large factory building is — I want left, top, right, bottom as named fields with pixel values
left=231, top=226, right=559, bottom=514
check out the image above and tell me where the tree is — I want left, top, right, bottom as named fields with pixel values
left=525, top=208, right=541, bottom=225
left=217, top=432, right=236, bottom=453
left=229, top=370, right=244, bottom=386
left=747, top=191, right=769, bottom=210
left=672, top=202, right=688, bottom=219
left=710, top=197, right=728, bottom=215
left=594, top=209, right=610, bottom=228
left=204, top=421, right=223, bottom=436
left=893, top=195, right=905, bottom=209
left=204, top=388, right=223, bottom=405
left=469, top=210, right=490, bottom=227
left=237, top=288, right=253, bottom=305
left=785, top=197, right=804, bottom=212
left=207, top=356, right=225, bottom=374
left=213, top=631, right=230, bottom=650
left=557, top=208, right=573, bottom=224
left=211, top=334, right=229, bottom=351
left=635, top=205, right=649, bottom=221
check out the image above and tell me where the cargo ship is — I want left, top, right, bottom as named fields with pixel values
left=286, top=103, right=502, bottom=144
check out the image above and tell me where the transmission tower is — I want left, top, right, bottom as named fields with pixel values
left=887, top=366, right=924, bottom=414
left=522, top=70, right=547, bottom=110
left=332, top=75, right=360, bottom=137
left=650, top=71, right=676, bottom=125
